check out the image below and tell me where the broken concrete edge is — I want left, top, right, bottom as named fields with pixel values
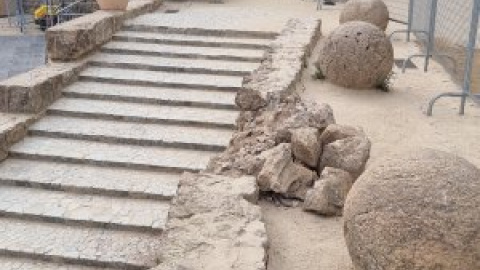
left=0, top=61, right=87, bottom=114
left=152, top=173, right=267, bottom=270
left=46, top=0, right=163, bottom=61
left=0, top=113, right=43, bottom=161
left=151, top=19, right=323, bottom=270
left=236, top=18, right=322, bottom=111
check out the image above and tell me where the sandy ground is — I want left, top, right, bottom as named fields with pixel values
left=261, top=201, right=353, bottom=270
left=302, top=12, right=480, bottom=168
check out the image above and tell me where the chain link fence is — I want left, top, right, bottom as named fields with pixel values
left=1, top=0, right=98, bottom=32
left=388, top=0, right=480, bottom=114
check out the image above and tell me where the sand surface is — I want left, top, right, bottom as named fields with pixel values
left=261, top=201, right=353, bottom=270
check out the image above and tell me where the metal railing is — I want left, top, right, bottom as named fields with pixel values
left=389, top=0, right=480, bottom=116
left=4, top=0, right=28, bottom=32
left=3, top=0, right=97, bottom=32
left=57, top=0, right=97, bottom=24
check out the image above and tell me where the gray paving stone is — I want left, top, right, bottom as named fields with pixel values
left=10, top=136, right=217, bottom=172
left=62, top=81, right=237, bottom=109
left=48, top=98, right=238, bottom=128
left=0, top=158, right=179, bottom=199
left=102, top=41, right=265, bottom=62
left=0, top=218, right=163, bottom=269
left=89, top=52, right=260, bottom=76
left=0, top=36, right=46, bottom=81
left=113, top=30, right=272, bottom=49
left=124, top=9, right=286, bottom=38
left=0, top=186, right=170, bottom=231
left=0, top=257, right=114, bottom=270
left=80, top=66, right=244, bottom=91
left=30, top=115, right=233, bottom=151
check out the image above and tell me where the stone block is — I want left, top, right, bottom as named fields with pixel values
left=0, top=62, right=85, bottom=113
left=303, top=167, right=354, bottom=216
left=47, top=0, right=162, bottom=61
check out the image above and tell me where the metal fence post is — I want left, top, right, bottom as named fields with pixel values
left=389, top=0, right=416, bottom=41
left=424, top=0, right=438, bottom=72
left=427, top=0, right=480, bottom=116
left=407, top=0, right=414, bottom=41
left=460, top=0, right=480, bottom=114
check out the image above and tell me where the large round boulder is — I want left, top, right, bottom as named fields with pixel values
left=344, top=149, right=480, bottom=270
left=340, top=0, right=390, bottom=31
left=316, top=21, right=394, bottom=89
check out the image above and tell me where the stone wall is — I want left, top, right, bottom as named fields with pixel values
left=150, top=18, right=324, bottom=270
left=236, top=18, right=322, bottom=111
left=209, top=17, right=371, bottom=217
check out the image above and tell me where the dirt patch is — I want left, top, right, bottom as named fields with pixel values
left=261, top=200, right=353, bottom=270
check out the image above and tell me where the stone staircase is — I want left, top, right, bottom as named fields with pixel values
left=0, top=19, right=272, bottom=269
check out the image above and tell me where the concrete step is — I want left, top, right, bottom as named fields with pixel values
left=102, top=41, right=265, bottom=62
left=10, top=136, right=217, bottom=173
left=48, top=98, right=238, bottom=129
left=0, top=218, right=163, bottom=269
left=63, top=81, right=237, bottom=110
left=88, top=52, right=260, bottom=76
left=30, top=116, right=232, bottom=151
left=122, top=23, right=278, bottom=39
left=0, top=186, right=170, bottom=232
left=79, top=66, right=244, bottom=91
left=113, top=30, right=272, bottom=49
left=0, top=257, right=116, bottom=270
left=0, top=158, right=179, bottom=200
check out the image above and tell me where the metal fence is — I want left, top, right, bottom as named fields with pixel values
left=2, top=0, right=97, bottom=32
left=390, top=0, right=480, bottom=116
left=4, top=0, right=28, bottom=32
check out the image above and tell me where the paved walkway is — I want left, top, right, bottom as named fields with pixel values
left=0, top=8, right=274, bottom=270
left=0, top=35, right=45, bottom=81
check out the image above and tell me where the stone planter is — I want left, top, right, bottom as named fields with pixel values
left=96, top=0, right=129, bottom=10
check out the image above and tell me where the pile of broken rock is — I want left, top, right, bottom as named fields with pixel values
left=208, top=96, right=371, bottom=216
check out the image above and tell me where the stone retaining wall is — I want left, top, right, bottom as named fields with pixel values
left=236, top=18, right=322, bottom=111
left=47, top=0, right=162, bottom=61
left=152, top=18, right=323, bottom=270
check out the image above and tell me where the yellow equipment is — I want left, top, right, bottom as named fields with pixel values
left=34, top=4, right=60, bottom=31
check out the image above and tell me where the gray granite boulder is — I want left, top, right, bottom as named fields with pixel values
left=291, top=127, right=322, bottom=168
left=317, top=21, right=394, bottom=89
left=258, top=143, right=315, bottom=199
left=319, top=135, right=371, bottom=178
left=344, top=149, right=480, bottom=270
left=303, top=167, right=354, bottom=216
left=340, top=0, right=390, bottom=31
left=319, top=124, right=364, bottom=145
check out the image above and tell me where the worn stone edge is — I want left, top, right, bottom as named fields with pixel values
left=0, top=61, right=87, bottom=114
left=46, top=0, right=163, bottom=61
left=236, top=18, right=322, bottom=111
left=0, top=113, right=43, bottom=161
left=152, top=172, right=267, bottom=270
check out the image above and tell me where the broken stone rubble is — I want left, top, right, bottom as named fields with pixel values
left=258, top=143, right=316, bottom=200
left=207, top=17, right=371, bottom=217
left=291, top=127, right=322, bottom=168
left=209, top=94, right=371, bottom=215
left=304, top=167, right=354, bottom=216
